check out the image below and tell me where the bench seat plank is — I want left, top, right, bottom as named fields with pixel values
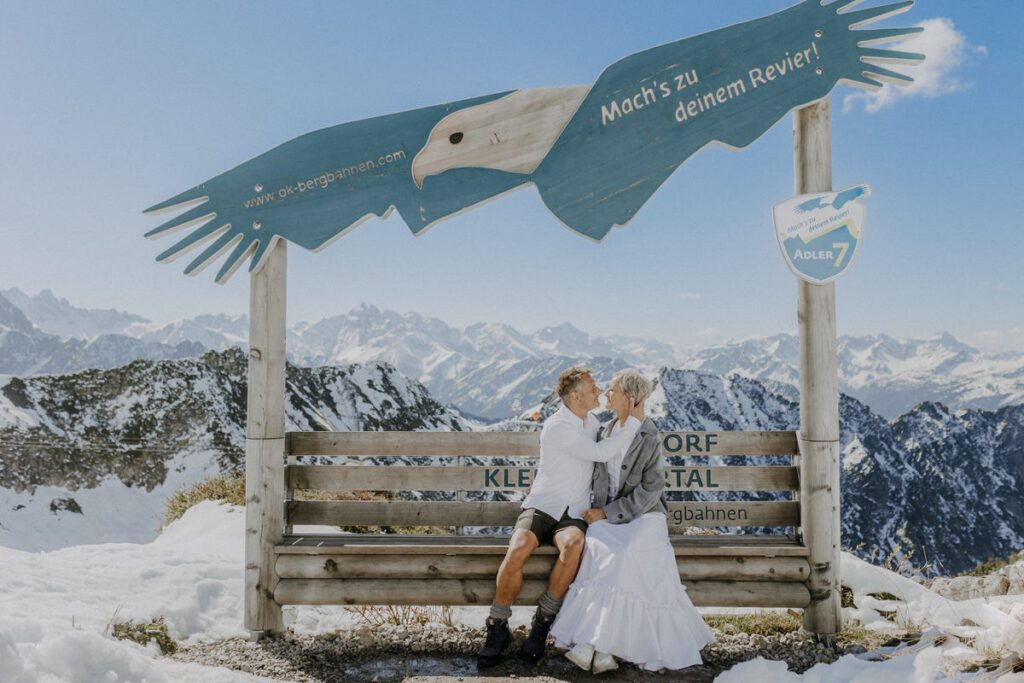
left=274, top=578, right=811, bottom=608
left=275, top=553, right=810, bottom=582
left=277, top=534, right=809, bottom=557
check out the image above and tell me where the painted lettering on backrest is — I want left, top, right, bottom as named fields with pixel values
left=481, top=468, right=535, bottom=488
left=662, top=433, right=720, bottom=454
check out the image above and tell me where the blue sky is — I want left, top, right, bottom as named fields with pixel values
left=0, top=1, right=1019, bottom=350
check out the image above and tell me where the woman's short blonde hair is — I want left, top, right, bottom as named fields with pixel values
left=613, top=368, right=651, bottom=406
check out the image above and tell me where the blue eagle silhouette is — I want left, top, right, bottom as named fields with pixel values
left=145, top=0, right=922, bottom=283
left=795, top=185, right=869, bottom=213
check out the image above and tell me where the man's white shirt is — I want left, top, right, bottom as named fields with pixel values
left=522, top=405, right=640, bottom=519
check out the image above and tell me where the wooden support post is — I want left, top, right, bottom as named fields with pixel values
left=794, top=99, right=842, bottom=640
left=244, top=239, right=287, bottom=637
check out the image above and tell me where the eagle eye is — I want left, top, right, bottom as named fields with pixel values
left=449, top=132, right=464, bottom=144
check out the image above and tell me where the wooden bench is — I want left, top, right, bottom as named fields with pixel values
left=271, top=430, right=811, bottom=609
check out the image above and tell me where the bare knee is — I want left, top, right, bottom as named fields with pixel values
left=505, top=530, right=538, bottom=567
left=555, top=528, right=585, bottom=560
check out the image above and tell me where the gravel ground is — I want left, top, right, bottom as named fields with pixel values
left=172, top=623, right=860, bottom=682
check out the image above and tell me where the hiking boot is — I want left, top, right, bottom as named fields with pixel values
left=476, top=617, right=511, bottom=668
left=519, top=609, right=556, bottom=663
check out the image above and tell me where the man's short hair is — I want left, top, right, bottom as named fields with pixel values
left=556, top=365, right=593, bottom=401
left=613, top=368, right=652, bottom=406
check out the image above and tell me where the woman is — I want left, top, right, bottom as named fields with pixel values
left=549, top=369, right=716, bottom=673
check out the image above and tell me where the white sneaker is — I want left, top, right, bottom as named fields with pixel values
left=565, top=642, right=595, bottom=670
left=591, top=650, right=619, bottom=674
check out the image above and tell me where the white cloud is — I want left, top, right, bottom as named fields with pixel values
left=678, top=291, right=701, bottom=301
left=843, top=17, right=986, bottom=114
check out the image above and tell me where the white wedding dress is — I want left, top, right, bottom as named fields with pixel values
left=550, top=511, right=716, bottom=671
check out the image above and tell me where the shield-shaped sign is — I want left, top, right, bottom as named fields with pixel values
left=772, top=184, right=870, bottom=285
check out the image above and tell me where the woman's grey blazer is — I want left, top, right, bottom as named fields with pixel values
left=591, top=417, right=668, bottom=523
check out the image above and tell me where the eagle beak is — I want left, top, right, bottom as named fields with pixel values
left=411, top=164, right=426, bottom=190
left=411, top=146, right=446, bottom=190
left=409, top=148, right=438, bottom=191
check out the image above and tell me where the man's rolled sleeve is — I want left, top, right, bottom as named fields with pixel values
left=555, top=416, right=640, bottom=464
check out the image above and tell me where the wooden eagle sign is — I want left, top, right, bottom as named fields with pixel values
left=144, top=0, right=924, bottom=284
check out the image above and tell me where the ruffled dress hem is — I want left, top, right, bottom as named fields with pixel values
left=550, top=579, right=716, bottom=671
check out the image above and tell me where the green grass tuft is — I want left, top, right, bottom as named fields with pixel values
left=162, top=474, right=245, bottom=529
left=706, top=610, right=802, bottom=636
left=111, top=617, right=178, bottom=655
left=838, top=624, right=900, bottom=651
left=707, top=609, right=907, bottom=652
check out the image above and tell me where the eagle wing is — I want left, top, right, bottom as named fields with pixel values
left=532, top=0, right=922, bottom=241
left=144, top=92, right=527, bottom=283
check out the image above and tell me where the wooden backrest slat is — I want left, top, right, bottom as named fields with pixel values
left=286, top=430, right=798, bottom=457
left=286, top=500, right=800, bottom=529
left=287, top=431, right=537, bottom=457
left=287, top=464, right=799, bottom=492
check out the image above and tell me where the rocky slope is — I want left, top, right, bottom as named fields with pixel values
left=657, top=371, right=1024, bottom=577
left=0, top=348, right=463, bottom=550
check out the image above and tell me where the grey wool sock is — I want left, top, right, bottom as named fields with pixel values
left=489, top=603, right=512, bottom=622
left=537, top=591, right=563, bottom=619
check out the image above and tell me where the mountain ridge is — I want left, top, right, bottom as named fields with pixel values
left=3, top=288, right=1023, bottom=419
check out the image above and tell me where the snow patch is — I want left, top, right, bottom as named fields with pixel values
left=0, top=502, right=276, bottom=682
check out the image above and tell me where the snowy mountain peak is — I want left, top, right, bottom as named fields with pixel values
left=531, top=322, right=590, bottom=352
left=350, top=302, right=381, bottom=316
left=932, top=331, right=975, bottom=353
left=1, top=287, right=148, bottom=340
left=0, top=292, right=37, bottom=334
left=131, top=314, right=248, bottom=350
left=686, top=331, right=1024, bottom=418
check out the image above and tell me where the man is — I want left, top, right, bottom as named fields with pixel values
left=477, top=365, right=643, bottom=666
